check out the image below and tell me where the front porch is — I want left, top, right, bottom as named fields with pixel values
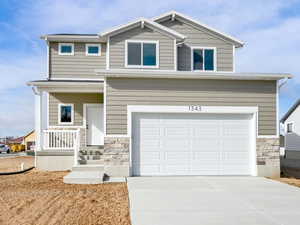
left=28, top=79, right=130, bottom=182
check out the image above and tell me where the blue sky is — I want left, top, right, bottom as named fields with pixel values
left=0, top=0, right=299, bottom=137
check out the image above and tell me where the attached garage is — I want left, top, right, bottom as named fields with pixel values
left=130, top=106, right=257, bottom=176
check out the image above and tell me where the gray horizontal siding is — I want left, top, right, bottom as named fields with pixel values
left=106, top=78, right=276, bottom=135
left=49, top=93, right=103, bottom=126
left=160, top=20, right=234, bottom=72
left=50, top=42, right=106, bottom=79
left=109, top=26, right=174, bottom=70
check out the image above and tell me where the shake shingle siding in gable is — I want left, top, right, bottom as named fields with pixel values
left=50, top=42, right=106, bottom=79
left=160, top=20, right=234, bottom=72
left=106, top=78, right=277, bottom=136
left=109, top=26, right=175, bottom=70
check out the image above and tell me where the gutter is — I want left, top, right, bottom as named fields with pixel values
left=95, top=69, right=293, bottom=81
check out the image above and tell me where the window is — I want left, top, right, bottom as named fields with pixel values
left=192, top=47, right=215, bottom=71
left=58, top=43, right=74, bottom=55
left=86, top=44, right=101, bottom=56
left=126, top=40, right=159, bottom=68
left=58, top=104, right=74, bottom=124
left=287, top=122, right=294, bottom=133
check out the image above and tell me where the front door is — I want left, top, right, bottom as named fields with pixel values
left=86, top=104, right=104, bottom=145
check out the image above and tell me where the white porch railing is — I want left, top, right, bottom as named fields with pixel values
left=43, top=129, right=80, bottom=150
left=43, top=129, right=80, bottom=165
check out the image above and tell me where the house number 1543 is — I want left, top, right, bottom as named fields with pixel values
left=189, top=105, right=202, bottom=111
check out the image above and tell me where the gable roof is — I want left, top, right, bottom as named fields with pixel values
left=281, top=99, right=300, bottom=123
left=24, top=130, right=35, bottom=139
left=153, top=11, right=244, bottom=48
left=99, top=18, right=186, bottom=41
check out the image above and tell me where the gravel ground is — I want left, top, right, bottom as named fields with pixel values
left=0, top=156, right=34, bottom=172
left=0, top=158, right=131, bottom=225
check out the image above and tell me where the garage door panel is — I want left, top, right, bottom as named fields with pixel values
left=223, top=122, right=250, bottom=136
left=222, top=139, right=249, bottom=151
left=165, top=152, right=190, bottom=161
left=192, top=151, right=221, bottom=161
left=132, top=112, right=253, bottom=176
left=164, top=127, right=190, bottom=136
left=192, top=128, right=221, bottom=137
left=191, top=139, right=221, bottom=151
left=164, top=165, right=190, bottom=174
left=222, top=152, right=249, bottom=161
left=138, top=151, right=161, bottom=161
left=161, top=139, right=189, bottom=150
left=138, top=127, right=160, bottom=136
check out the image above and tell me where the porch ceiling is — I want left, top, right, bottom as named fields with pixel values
left=27, top=79, right=104, bottom=93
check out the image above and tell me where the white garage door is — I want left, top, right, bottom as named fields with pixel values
left=132, top=113, right=254, bottom=176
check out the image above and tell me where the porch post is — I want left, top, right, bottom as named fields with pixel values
left=34, top=89, right=43, bottom=152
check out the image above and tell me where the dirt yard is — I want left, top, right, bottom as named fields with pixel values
left=0, top=158, right=131, bottom=225
left=0, top=156, right=34, bottom=172
left=274, top=177, right=300, bottom=188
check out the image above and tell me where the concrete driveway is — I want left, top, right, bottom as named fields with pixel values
left=127, top=176, right=300, bottom=225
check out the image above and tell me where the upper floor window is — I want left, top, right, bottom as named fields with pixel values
left=58, top=43, right=74, bottom=56
left=192, top=47, right=216, bottom=71
left=86, top=44, right=101, bottom=56
left=125, top=40, right=159, bottom=68
left=286, top=122, right=294, bottom=133
left=58, top=104, right=74, bottom=125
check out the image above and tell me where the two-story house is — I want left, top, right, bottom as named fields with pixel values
left=28, top=11, right=292, bottom=183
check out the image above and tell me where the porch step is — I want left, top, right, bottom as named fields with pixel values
left=72, top=165, right=104, bottom=172
left=63, top=170, right=104, bottom=184
left=79, top=150, right=103, bottom=156
left=79, top=155, right=102, bottom=160
left=81, top=145, right=104, bottom=150
left=78, top=159, right=105, bottom=165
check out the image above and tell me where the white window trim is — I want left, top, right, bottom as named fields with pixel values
left=125, top=40, right=159, bottom=68
left=58, top=104, right=74, bottom=125
left=86, top=44, right=101, bottom=56
left=191, top=46, right=217, bottom=72
left=286, top=121, right=294, bottom=133
left=58, top=43, right=74, bottom=56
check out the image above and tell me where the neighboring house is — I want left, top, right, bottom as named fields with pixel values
left=281, top=99, right=300, bottom=159
left=23, top=130, right=35, bottom=150
left=28, top=11, right=292, bottom=180
left=8, top=136, right=24, bottom=145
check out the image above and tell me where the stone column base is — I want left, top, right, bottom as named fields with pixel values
left=256, top=138, right=280, bottom=178
left=103, top=136, right=130, bottom=177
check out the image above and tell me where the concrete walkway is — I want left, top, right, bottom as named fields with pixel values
left=127, top=176, right=300, bottom=225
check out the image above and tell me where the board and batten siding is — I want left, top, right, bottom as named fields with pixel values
left=49, top=93, right=103, bottom=126
left=49, top=42, right=106, bottom=80
left=160, top=20, right=234, bottom=72
left=109, top=27, right=175, bottom=70
left=106, top=78, right=276, bottom=136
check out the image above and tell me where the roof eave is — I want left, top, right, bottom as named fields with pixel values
left=95, top=69, right=292, bottom=81
left=99, top=18, right=186, bottom=41
left=40, top=35, right=106, bottom=42
left=153, top=11, right=244, bottom=47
